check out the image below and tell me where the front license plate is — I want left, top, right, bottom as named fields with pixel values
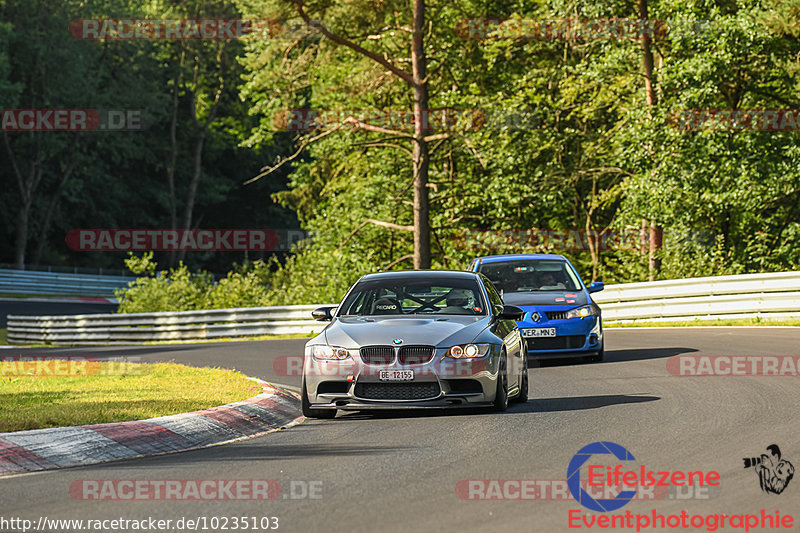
left=522, top=328, right=556, bottom=338
left=379, top=370, right=414, bottom=381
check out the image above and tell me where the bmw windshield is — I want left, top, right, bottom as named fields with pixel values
left=477, top=259, right=582, bottom=293
left=338, top=277, right=488, bottom=316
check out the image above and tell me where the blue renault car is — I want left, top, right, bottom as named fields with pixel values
left=467, top=254, right=604, bottom=362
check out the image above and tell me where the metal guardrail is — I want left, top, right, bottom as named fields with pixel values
left=0, top=269, right=137, bottom=298
left=592, top=271, right=800, bottom=322
left=7, top=305, right=327, bottom=345
left=0, top=263, right=133, bottom=276
left=6, top=271, right=800, bottom=345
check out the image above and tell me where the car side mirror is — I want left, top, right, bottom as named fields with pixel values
left=312, top=306, right=335, bottom=321
left=497, top=305, right=524, bottom=320
left=587, top=282, right=604, bottom=293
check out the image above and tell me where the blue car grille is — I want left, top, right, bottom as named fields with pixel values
left=545, top=310, right=568, bottom=321
left=526, top=335, right=585, bottom=351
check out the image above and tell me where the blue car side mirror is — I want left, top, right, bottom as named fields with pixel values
left=587, top=282, right=604, bottom=293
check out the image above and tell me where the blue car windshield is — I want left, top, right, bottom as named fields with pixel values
left=338, top=278, right=487, bottom=316
left=478, top=260, right=581, bottom=293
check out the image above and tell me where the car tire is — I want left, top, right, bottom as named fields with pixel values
left=589, top=346, right=604, bottom=363
left=512, top=356, right=528, bottom=403
left=493, top=353, right=509, bottom=412
left=301, top=379, right=337, bottom=419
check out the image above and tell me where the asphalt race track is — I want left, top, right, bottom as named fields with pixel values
left=1, top=328, right=799, bottom=532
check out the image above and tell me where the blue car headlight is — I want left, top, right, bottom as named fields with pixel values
left=565, top=305, right=597, bottom=319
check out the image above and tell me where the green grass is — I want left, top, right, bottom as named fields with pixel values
left=606, top=317, right=800, bottom=328
left=0, top=361, right=262, bottom=432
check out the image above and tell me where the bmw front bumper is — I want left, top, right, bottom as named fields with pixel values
left=303, top=349, right=501, bottom=410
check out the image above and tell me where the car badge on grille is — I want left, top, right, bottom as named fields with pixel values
left=531, top=312, right=541, bottom=322
left=392, top=338, right=403, bottom=345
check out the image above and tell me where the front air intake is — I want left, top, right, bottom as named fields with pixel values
left=360, top=346, right=395, bottom=365
left=398, top=345, right=435, bottom=365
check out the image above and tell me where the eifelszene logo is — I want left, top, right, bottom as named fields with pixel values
left=567, top=441, right=638, bottom=512
left=567, top=441, right=721, bottom=512
left=566, top=441, right=795, bottom=531
left=743, top=444, right=794, bottom=495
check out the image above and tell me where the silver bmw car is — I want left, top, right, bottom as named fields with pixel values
left=302, top=270, right=527, bottom=418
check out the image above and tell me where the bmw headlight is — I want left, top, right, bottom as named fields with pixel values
left=445, top=343, right=491, bottom=358
left=565, top=305, right=597, bottom=319
left=311, top=345, right=351, bottom=361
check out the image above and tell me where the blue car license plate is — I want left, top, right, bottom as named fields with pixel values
left=522, top=328, right=556, bottom=338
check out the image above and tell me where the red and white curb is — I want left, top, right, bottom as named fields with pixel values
left=0, top=380, right=302, bottom=476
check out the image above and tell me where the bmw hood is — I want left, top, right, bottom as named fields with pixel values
left=323, top=316, right=488, bottom=348
left=502, top=291, right=588, bottom=307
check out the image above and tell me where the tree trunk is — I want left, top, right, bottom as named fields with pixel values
left=411, top=0, right=431, bottom=269
left=32, top=163, right=76, bottom=264
left=31, top=194, right=55, bottom=266
left=639, top=0, right=657, bottom=108
left=584, top=177, right=599, bottom=281
left=638, top=0, right=661, bottom=280
left=287, top=0, right=432, bottom=267
left=648, top=221, right=662, bottom=281
left=640, top=218, right=648, bottom=256
left=166, top=57, right=181, bottom=268
left=32, top=136, right=80, bottom=264
left=176, top=72, right=223, bottom=264
left=4, top=132, right=43, bottom=269
left=585, top=213, right=598, bottom=282
left=176, top=130, right=206, bottom=264
left=14, top=199, right=31, bottom=269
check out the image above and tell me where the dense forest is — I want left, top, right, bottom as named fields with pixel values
left=0, top=0, right=300, bottom=275
left=2, top=0, right=799, bottom=309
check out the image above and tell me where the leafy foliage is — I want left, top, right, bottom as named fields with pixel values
left=0, top=0, right=298, bottom=272
left=116, top=252, right=278, bottom=311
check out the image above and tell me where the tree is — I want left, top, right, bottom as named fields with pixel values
left=0, top=0, right=125, bottom=267
left=238, top=0, right=436, bottom=268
